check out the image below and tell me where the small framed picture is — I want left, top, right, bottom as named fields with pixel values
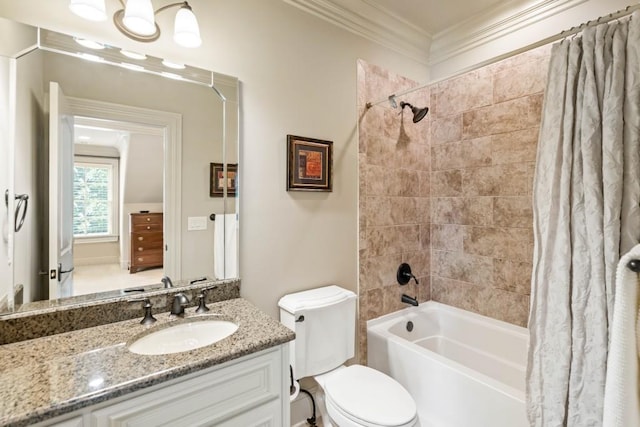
left=210, top=163, right=237, bottom=197
left=287, top=135, right=333, bottom=192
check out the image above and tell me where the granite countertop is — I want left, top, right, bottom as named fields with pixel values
left=0, top=298, right=295, bottom=427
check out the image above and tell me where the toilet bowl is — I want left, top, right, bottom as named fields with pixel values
left=278, top=285, right=419, bottom=427
left=316, top=365, right=418, bottom=427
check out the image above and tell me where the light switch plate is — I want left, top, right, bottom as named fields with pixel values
left=187, top=216, right=207, bottom=231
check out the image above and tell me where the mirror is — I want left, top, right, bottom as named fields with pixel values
left=0, top=19, right=239, bottom=315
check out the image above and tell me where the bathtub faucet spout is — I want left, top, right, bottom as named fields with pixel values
left=401, top=294, right=419, bottom=306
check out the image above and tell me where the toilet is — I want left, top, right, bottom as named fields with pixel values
left=279, top=285, right=418, bottom=427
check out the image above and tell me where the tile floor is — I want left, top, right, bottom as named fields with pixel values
left=73, top=263, right=164, bottom=296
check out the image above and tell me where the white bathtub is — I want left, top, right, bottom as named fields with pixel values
left=367, top=301, right=529, bottom=427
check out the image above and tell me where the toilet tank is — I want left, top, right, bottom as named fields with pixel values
left=279, top=285, right=357, bottom=379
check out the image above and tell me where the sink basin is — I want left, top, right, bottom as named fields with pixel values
left=128, top=317, right=238, bottom=355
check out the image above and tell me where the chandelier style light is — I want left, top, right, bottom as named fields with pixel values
left=68, top=0, right=202, bottom=48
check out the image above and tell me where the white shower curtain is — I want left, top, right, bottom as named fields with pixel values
left=527, top=13, right=640, bottom=427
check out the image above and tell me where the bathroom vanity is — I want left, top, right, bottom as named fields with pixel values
left=0, top=297, right=295, bottom=427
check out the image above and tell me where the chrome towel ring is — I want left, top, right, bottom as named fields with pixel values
left=4, top=189, right=29, bottom=233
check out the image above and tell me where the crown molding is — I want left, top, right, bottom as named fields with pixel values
left=429, top=0, right=587, bottom=66
left=282, top=0, right=431, bottom=65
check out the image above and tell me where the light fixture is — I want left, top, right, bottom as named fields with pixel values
left=122, top=0, right=156, bottom=36
left=172, top=3, right=201, bottom=48
left=70, top=0, right=202, bottom=48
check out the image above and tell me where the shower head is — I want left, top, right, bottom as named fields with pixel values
left=400, top=101, right=429, bottom=123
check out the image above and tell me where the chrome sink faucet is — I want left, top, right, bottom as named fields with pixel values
left=161, top=276, right=173, bottom=289
left=170, top=293, right=190, bottom=317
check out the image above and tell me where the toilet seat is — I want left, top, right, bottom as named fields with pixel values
left=323, top=365, right=418, bottom=427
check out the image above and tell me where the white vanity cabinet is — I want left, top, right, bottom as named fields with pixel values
left=37, top=345, right=289, bottom=427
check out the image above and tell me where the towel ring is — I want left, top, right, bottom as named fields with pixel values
left=4, top=190, right=29, bottom=233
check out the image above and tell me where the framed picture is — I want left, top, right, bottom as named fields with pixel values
left=210, top=163, right=237, bottom=197
left=287, top=135, right=333, bottom=192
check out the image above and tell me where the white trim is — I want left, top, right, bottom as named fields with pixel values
left=429, top=0, right=587, bottom=66
left=66, top=97, right=182, bottom=279
left=74, top=116, right=165, bottom=137
left=283, top=0, right=431, bottom=65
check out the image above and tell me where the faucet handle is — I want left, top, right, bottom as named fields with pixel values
left=129, top=297, right=157, bottom=325
left=195, top=285, right=218, bottom=314
left=397, top=263, right=419, bottom=285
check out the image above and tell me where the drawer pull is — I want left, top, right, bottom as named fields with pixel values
left=138, top=236, right=144, bottom=241
left=146, top=217, right=151, bottom=222
left=138, top=247, right=144, bottom=252
left=138, top=257, right=144, bottom=262
left=147, top=226, right=151, bottom=230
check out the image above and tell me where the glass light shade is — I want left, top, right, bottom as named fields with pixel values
left=123, top=0, right=156, bottom=36
left=173, top=6, right=201, bottom=48
left=69, top=0, right=107, bottom=21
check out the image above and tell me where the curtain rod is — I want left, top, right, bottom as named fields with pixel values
left=365, top=3, right=640, bottom=110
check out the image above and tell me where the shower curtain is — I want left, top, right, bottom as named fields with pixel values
left=527, top=12, right=640, bottom=427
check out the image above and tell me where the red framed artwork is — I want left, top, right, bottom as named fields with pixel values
left=210, top=163, right=237, bottom=197
left=286, top=135, right=333, bottom=192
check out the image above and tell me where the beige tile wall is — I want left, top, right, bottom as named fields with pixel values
left=357, top=46, right=551, bottom=363
left=357, top=60, right=431, bottom=363
left=429, top=46, right=550, bottom=327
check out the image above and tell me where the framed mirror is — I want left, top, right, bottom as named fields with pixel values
left=0, top=19, right=239, bottom=315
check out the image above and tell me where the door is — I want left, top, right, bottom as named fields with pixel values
left=48, top=82, right=74, bottom=298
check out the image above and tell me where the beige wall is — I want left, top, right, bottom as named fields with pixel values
left=0, top=0, right=611, bottom=324
left=13, top=49, right=44, bottom=303
left=0, top=0, right=429, bottom=319
left=0, top=55, right=11, bottom=306
left=219, top=2, right=429, bottom=318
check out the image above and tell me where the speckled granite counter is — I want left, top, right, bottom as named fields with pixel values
left=0, top=298, right=295, bottom=427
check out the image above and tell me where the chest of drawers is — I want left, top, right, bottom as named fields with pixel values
left=129, top=212, right=163, bottom=274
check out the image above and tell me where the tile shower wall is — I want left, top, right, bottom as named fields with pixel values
left=429, top=45, right=550, bottom=327
left=357, top=60, right=431, bottom=362
left=358, top=46, right=551, bottom=361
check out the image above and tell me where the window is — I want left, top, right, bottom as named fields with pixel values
left=73, top=156, right=119, bottom=240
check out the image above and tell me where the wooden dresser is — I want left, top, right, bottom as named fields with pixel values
left=129, top=212, right=163, bottom=274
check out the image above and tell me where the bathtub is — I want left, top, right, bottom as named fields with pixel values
left=367, top=301, right=529, bottom=427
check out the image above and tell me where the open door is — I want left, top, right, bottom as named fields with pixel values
left=48, top=82, right=74, bottom=298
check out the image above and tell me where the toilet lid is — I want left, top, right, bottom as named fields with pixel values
left=324, top=365, right=417, bottom=427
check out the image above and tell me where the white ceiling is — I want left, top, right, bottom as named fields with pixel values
left=362, top=0, right=515, bottom=36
